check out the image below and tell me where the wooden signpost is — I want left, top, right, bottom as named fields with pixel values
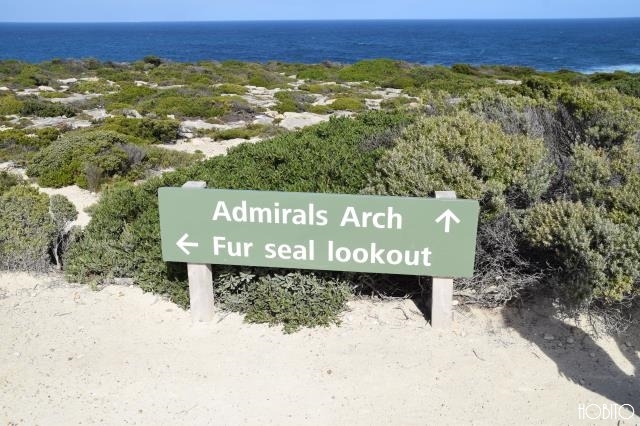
left=159, top=182, right=480, bottom=328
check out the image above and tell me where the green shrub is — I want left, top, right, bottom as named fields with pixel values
left=338, top=59, right=409, bottom=85
left=143, top=56, right=163, bottom=67
left=215, top=83, right=248, bottom=95
left=523, top=201, right=640, bottom=304
left=104, top=84, right=156, bottom=108
left=298, top=83, right=344, bottom=94
left=71, top=79, right=114, bottom=94
left=243, top=272, right=351, bottom=333
left=0, top=94, right=23, bottom=115
left=296, top=64, right=340, bottom=81
left=331, top=97, right=365, bottom=111
left=366, top=111, right=553, bottom=215
left=274, top=91, right=315, bottom=113
left=0, top=171, right=19, bottom=195
left=27, top=130, right=131, bottom=188
left=137, top=92, right=239, bottom=119
left=556, top=86, right=640, bottom=148
left=0, top=186, right=56, bottom=271
left=0, top=127, right=60, bottom=162
left=20, top=97, right=77, bottom=117
left=206, top=124, right=283, bottom=141
left=568, top=141, right=640, bottom=225
left=462, top=88, right=548, bottom=136
left=451, top=63, right=478, bottom=75
left=100, top=117, right=180, bottom=144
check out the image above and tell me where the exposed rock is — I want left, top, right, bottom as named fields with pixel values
left=495, top=79, right=522, bottom=85
left=242, top=85, right=281, bottom=109
left=311, top=95, right=335, bottom=106
left=48, top=93, right=101, bottom=105
left=123, top=109, right=143, bottom=119
left=252, top=114, right=275, bottom=126
left=278, top=111, right=352, bottom=130
left=371, top=87, right=403, bottom=98
left=279, top=112, right=331, bottom=130
left=365, top=98, right=383, bottom=110
left=82, top=108, right=111, bottom=121
left=28, top=116, right=92, bottom=129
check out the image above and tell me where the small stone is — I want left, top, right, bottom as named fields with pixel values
left=624, top=341, right=633, bottom=348
left=589, top=352, right=596, bottom=358
left=566, top=337, right=575, bottom=344
left=543, top=334, right=555, bottom=341
left=580, top=379, right=586, bottom=385
left=14, top=352, right=20, bottom=357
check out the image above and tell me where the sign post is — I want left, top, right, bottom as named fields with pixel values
left=182, top=181, right=214, bottom=322
left=159, top=184, right=480, bottom=327
left=431, top=191, right=457, bottom=328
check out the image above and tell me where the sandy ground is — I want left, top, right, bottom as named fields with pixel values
left=156, top=137, right=261, bottom=159
left=1, top=271, right=638, bottom=425
left=37, top=185, right=98, bottom=228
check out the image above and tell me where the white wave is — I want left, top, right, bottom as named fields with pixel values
left=581, top=64, right=640, bottom=74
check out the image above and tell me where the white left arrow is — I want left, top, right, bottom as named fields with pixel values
left=176, top=233, right=199, bottom=255
left=435, top=209, right=460, bottom=233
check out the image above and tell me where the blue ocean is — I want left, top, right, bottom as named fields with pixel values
left=1, top=19, right=639, bottom=73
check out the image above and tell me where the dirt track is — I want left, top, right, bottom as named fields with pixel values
left=1, top=272, right=638, bottom=425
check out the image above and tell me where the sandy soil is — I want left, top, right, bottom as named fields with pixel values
left=156, top=137, right=261, bottom=159
left=1, top=271, right=638, bottom=425
left=37, top=185, right=98, bottom=228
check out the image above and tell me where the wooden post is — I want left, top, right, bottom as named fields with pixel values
left=183, top=181, right=215, bottom=322
left=431, top=191, right=456, bottom=328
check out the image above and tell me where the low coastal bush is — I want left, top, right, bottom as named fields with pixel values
left=0, top=171, right=19, bottom=195
left=0, top=128, right=61, bottom=163
left=0, top=186, right=55, bottom=271
left=0, top=94, right=23, bottom=115
left=330, top=97, right=365, bottom=112
left=366, top=110, right=554, bottom=304
left=366, top=111, right=553, bottom=212
left=0, top=186, right=77, bottom=272
left=27, top=130, right=131, bottom=188
left=523, top=201, right=640, bottom=303
left=100, top=117, right=180, bottom=144
left=20, top=97, right=78, bottom=118
left=274, top=91, right=315, bottom=113
left=338, top=59, right=408, bottom=86
left=456, top=86, right=640, bottom=306
left=27, top=129, right=199, bottom=189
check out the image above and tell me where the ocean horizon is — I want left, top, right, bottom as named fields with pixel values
left=1, top=19, right=639, bottom=73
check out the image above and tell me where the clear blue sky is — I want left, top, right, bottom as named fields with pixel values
left=2, top=0, right=639, bottom=22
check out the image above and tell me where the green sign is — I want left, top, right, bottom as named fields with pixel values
left=158, top=188, right=480, bottom=278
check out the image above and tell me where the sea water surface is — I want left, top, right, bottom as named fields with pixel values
left=1, top=19, right=639, bottom=72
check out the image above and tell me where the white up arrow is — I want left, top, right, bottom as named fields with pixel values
left=176, top=233, right=199, bottom=255
left=435, top=209, right=460, bottom=233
